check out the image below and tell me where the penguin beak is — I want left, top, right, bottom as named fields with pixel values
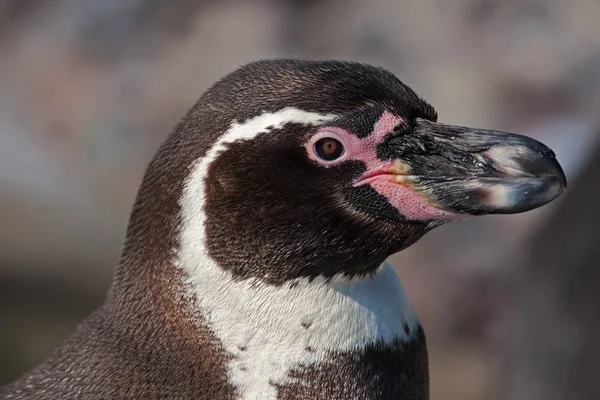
left=382, top=119, right=567, bottom=216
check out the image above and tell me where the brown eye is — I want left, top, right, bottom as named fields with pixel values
left=314, top=137, right=344, bottom=161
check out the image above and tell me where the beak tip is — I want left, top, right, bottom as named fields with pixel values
left=557, top=170, right=568, bottom=192
left=541, top=154, right=568, bottom=193
left=398, top=120, right=569, bottom=217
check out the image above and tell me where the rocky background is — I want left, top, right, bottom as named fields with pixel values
left=1, top=1, right=599, bottom=399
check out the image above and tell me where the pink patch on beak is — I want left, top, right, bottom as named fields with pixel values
left=351, top=111, right=459, bottom=221
left=364, top=176, right=459, bottom=221
left=308, top=110, right=461, bottom=221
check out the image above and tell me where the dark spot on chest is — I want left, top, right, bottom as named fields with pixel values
left=276, top=326, right=429, bottom=400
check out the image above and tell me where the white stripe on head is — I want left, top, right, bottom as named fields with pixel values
left=176, top=107, right=420, bottom=399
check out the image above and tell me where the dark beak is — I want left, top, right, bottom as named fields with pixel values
left=384, top=119, right=567, bottom=215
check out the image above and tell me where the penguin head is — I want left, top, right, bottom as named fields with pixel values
left=125, top=60, right=566, bottom=285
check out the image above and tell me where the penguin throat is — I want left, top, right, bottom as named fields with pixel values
left=176, top=253, right=420, bottom=399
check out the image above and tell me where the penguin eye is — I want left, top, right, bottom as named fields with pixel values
left=314, top=138, right=344, bottom=161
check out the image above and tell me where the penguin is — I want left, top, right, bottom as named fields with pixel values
left=1, top=60, right=566, bottom=400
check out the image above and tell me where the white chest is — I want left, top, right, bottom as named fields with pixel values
left=177, top=259, right=420, bottom=400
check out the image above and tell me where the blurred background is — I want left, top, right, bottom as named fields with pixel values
left=1, top=0, right=599, bottom=399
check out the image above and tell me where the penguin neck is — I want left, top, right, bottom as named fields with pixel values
left=182, top=259, right=420, bottom=344
left=176, top=255, right=421, bottom=398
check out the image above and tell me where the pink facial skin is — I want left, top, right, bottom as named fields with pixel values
left=305, top=111, right=459, bottom=222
